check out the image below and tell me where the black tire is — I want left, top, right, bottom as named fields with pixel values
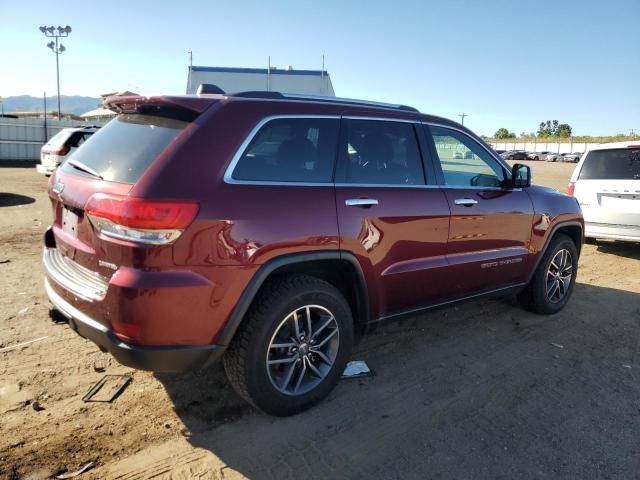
left=534, top=156, right=539, bottom=161
left=518, top=233, right=578, bottom=314
left=223, top=274, right=354, bottom=416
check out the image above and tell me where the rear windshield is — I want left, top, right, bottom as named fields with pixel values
left=46, top=130, right=73, bottom=148
left=579, top=148, right=640, bottom=180
left=60, top=114, right=189, bottom=184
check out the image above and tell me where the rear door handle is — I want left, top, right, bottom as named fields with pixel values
left=454, top=198, right=478, bottom=207
left=345, top=198, right=379, bottom=208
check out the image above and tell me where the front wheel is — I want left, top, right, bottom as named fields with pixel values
left=518, top=233, right=578, bottom=314
left=223, top=274, right=354, bottom=416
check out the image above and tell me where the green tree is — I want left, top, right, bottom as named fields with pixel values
left=494, top=128, right=512, bottom=139
left=538, top=120, right=572, bottom=137
left=556, top=124, right=572, bottom=137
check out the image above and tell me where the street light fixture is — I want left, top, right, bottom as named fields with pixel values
left=39, top=25, right=72, bottom=120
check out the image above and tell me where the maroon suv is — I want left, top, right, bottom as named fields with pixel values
left=43, top=90, right=583, bottom=415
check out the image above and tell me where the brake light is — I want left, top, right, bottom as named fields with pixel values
left=46, top=146, right=69, bottom=156
left=567, top=182, right=575, bottom=196
left=85, top=193, right=198, bottom=245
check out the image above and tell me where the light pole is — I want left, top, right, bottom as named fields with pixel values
left=39, top=25, right=72, bottom=120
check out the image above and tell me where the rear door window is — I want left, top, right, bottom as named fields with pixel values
left=231, top=117, right=339, bottom=183
left=579, top=149, right=640, bottom=180
left=336, top=119, right=425, bottom=185
left=60, top=114, right=189, bottom=184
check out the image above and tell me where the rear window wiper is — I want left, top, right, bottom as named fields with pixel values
left=67, top=159, right=104, bottom=180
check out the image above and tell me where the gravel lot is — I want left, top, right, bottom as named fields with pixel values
left=1, top=161, right=639, bottom=479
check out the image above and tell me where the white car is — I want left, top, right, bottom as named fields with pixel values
left=568, top=141, right=640, bottom=242
left=36, top=126, right=100, bottom=175
left=545, top=153, right=564, bottom=162
left=527, top=151, right=550, bottom=161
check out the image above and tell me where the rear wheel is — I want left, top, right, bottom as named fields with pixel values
left=223, top=274, right=354, bottom=416
left=518, top=233, right=578, bottom=314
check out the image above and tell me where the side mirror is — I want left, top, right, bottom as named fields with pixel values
left=511, top=163, right=531, bottom=188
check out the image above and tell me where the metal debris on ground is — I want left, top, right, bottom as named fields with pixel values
left=82, top=375, right=132, bottom=403
left=550, top=342, right=564, bottom=349
left=342, top=360, right=373, bottom=379
left=55, top=462, right=95, bottom=479
left=0, top=336, right=49, bottom=353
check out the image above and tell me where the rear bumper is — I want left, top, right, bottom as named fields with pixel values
left=585, top=222, right=640, bottom=242
left=45, top=278, right=225, bottom=372
left=36, top=164, right=55, bottom=175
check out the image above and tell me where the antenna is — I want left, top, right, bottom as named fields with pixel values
left=458, top=113, right=468, bottom=126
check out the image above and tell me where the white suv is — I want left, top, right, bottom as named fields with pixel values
left=36, top=126, right=100, bottom=176
left=568, top=141, right=640, bottom=242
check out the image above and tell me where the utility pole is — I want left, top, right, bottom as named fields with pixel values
left=267, top=56, right=271, bottom=91
left=630, top=128, right=637, bottom=136
left=321, top=55, right=325, bottom=95
left=458, top=113, right=468, bottom=126
left=187, top=51, right=193, bottom=94
left=39, top=25, right=72, bottom=120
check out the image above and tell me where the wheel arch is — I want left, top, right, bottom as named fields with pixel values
left=217, top=251, right=369, bottom=346
left=527, top=220, right=583, bottom=284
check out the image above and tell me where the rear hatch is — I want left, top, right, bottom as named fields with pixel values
left=574, top=147, right=640, bottom=226
left=47, top=96, right=213, bottom=283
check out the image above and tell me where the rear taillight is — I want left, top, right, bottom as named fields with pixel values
left=85, top=193, right=199, bottom=245
left=47, top=146, right=69, bottom=156
left=567, top=182, right=575, bottom=196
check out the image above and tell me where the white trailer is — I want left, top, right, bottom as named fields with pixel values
left=186, top=66, right=335, bottom=96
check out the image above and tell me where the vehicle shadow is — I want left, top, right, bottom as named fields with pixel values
left=595, top=240, right=640, bottom=260
left=156, top=283, right=640, bottom=479
left=0, top=193, right=36, bottom=207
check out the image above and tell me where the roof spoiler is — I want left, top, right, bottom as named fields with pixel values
left=105, top=95, right=215, bottom=114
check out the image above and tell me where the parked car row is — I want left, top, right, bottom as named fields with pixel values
left=498, top=150, right=583, bottom=163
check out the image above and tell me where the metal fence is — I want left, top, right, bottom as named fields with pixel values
left=0, top=117, right=106, bottom=161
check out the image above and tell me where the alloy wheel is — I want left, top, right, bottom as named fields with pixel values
left=266, top=305, right=340, bottom=396
left=546, top=249, right=573, bottom=303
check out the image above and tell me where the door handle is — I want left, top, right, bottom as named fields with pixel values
left=345, top=198, right=379, bottom=208
left=454, top=198, right=478, bottom=207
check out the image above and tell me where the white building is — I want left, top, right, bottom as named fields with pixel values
left=186, top=66, right=335, bottom=96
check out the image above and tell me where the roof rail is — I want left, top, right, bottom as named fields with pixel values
left=229, top=91, right=419, bottom=113
left=283, top=94, right=420, bottom=113
left=233, top=91, right=284, bottom=99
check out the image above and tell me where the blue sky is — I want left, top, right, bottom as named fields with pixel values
left=2, top=0, right=638, bottom=136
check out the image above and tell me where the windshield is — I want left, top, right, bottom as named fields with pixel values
left=59, top=114, right=189, bottom=184
left=579, top=148, right=640, bottom=180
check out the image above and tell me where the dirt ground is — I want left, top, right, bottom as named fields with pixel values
left=1, top=161, right=639, bottom=479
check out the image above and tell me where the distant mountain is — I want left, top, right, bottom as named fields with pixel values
left=1, top=95, right=102, bottom=115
